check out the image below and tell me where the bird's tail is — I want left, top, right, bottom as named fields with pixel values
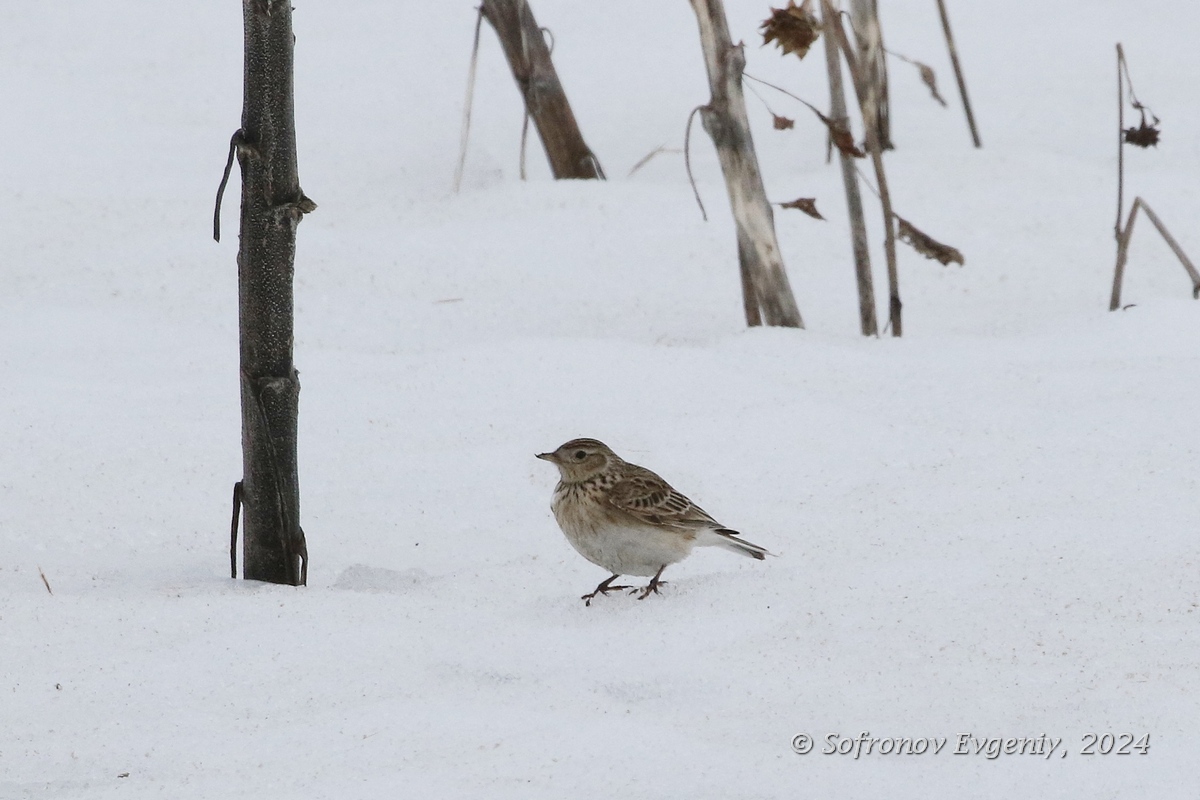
left=699, top=528, right=771, bottom=560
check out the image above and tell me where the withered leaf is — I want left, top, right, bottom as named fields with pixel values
left=761, top=0, right=820, bottom=60
left=917, top=63, right=948, bottom=107
left=773, top=114, right=796, bottom=130
left=1124, top=121, right=1160, bottom=148
left=779, top=197, right=825, bottom=220
left=830, top=125, right=866, bottom=158
left=818, top=112, right=866, bottom=158
left=896, top=216, right=963, bottom=266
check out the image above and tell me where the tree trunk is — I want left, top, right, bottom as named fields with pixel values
left=481, top=0, right=605, bottom=180
left=688, top=0, right=804, bottom=329
left=234, top=0, right=311, bottom=585
left=822, top=4, right=878, bottom=336
left=849, top=0, right=892, bottom=150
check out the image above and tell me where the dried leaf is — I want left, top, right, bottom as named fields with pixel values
left=773, top=114, right=795, bottom=130
left=818, top=112, right=866, bottom=158
left=896, top=216, right=963, bottom=266
left=761, top=0, right=820, bottom=60
left=888, top=49, right=948, bottom=107
left=779, top=197, right=825, bottom=220
left=916, top=63, right=948, bottom=107
left=830, top=124, right=866, bottom=158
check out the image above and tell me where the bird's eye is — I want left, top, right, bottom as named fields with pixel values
left=574, top=450, right=587, bottom=460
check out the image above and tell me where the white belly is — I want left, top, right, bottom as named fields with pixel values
left=552, top=491, right=696, bottom=577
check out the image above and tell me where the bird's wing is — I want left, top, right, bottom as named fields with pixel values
left=606, top=465, right=726, bottom=530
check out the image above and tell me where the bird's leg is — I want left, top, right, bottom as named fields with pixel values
left=634, top=565, right=669, bottom=600
left=581, top=574, right=631, bottom=606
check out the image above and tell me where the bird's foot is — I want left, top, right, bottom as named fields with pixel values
left=581, top=575, right=631, bottom=606
left=582, top=585, right=632, bottom=606
left=632, top=580, right=668, bottom=600
left=632, top=566, right=669, bottom=600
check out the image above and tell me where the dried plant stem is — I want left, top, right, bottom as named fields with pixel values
left=850, top=0, right=891, bottom=150
left=743, top=73, right=831, bottom=128
left=519, top=112, right=530, bottom=180
left=742, top=72, right=865, bottom=158
left=38, top=566, right=53, bottom=596
left=683, top=106, right=708, bottom=221
left=1115, top=43, right=1127, bottom=240
left=1113, top=45, right=1153, bottom=235
left=1110, top=202, right=1137, bottom=311
left=822, top=2, right=877, bottom=336
left=743, top=73, right=814, bottom=116
left=1138, top=203, right=1200, bottom=294
left=1108, top=47, right=1195, bottom=310
left=627, top=144, right=680, bottom=177
left=453, top=6, right=485, bottom=192
left=935, top=0, right=981, bottom=148
left=825, top=0, right=901, bottom=335
left=1110, top=198, right=1200, bottom=310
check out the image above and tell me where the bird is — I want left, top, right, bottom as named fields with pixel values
left=535, top=438, right=770, bottom=605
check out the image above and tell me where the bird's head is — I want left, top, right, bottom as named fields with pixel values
left=536, top=438, right=619, bottom=482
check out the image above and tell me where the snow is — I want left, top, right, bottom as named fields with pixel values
left=3, top=0, right=1199, bottom=797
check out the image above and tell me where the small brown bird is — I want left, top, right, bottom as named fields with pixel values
left=536, top=438, right=770, bottom=605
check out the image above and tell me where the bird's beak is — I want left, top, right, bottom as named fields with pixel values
left=536, top=452, right=558, bottom=463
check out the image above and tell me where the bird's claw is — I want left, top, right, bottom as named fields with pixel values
left=632, top=580, right=667, bottom=600
left=581, top=580, right=632, bottom=606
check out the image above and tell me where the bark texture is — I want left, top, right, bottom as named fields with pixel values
left=689, top=0, right=804, bottom=328
left=481, top=0, right=604, bottom=180
left=235, top=0, right=311, bottom=585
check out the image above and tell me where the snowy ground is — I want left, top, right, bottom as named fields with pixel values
left=3, top=1, right=1200, bottom=797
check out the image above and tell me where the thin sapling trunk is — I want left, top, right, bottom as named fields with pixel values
left=689, top=0, right=804, bottom=328
left=822, top=3, right=877, bottom=335
left=825, top=0, right=901, bottom=335
left=221, top=0, right=313, bottom=585
left=480, top=0, right=604, bottom=180
left=849, top=0, right=892, bottom=150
